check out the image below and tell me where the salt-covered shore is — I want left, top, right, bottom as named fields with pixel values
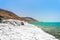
left=0, top=19, right=58, bottom=40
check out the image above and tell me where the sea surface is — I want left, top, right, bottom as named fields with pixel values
left=29, top=22, right=60, bottom=39
left=29, top=22, right=60, bottom=27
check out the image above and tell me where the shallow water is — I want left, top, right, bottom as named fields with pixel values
left=29, top=22, right=60, bottom=40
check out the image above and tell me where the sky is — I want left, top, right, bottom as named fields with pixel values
left=0, top=0, right=60, bottom=22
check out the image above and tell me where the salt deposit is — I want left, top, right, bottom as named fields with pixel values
left=0, top=19, right=58, bottom=40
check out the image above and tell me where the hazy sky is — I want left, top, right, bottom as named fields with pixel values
left=0, top=0, right=60, bottom=22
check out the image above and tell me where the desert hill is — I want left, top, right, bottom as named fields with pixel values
left=22, top=17, right=38, bottom=22
left=0, top=9, right=38, bottom=22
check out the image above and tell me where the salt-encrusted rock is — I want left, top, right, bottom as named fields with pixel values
left=0, top=19, right=58, bottom=40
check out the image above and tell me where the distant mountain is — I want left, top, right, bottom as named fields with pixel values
left=22, top=17, right=38, bottom=22
left=0, top=9, right=38, bottom=22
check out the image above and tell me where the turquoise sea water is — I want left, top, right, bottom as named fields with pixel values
left=29, top=22, right=60, bottom=27
left=29, top=22, right=60, bottom=39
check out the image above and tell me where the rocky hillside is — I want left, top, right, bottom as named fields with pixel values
left=0, top=9, right=38, bottom=22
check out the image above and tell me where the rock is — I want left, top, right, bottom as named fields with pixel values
left=0, top=19, right=58, bottom=40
